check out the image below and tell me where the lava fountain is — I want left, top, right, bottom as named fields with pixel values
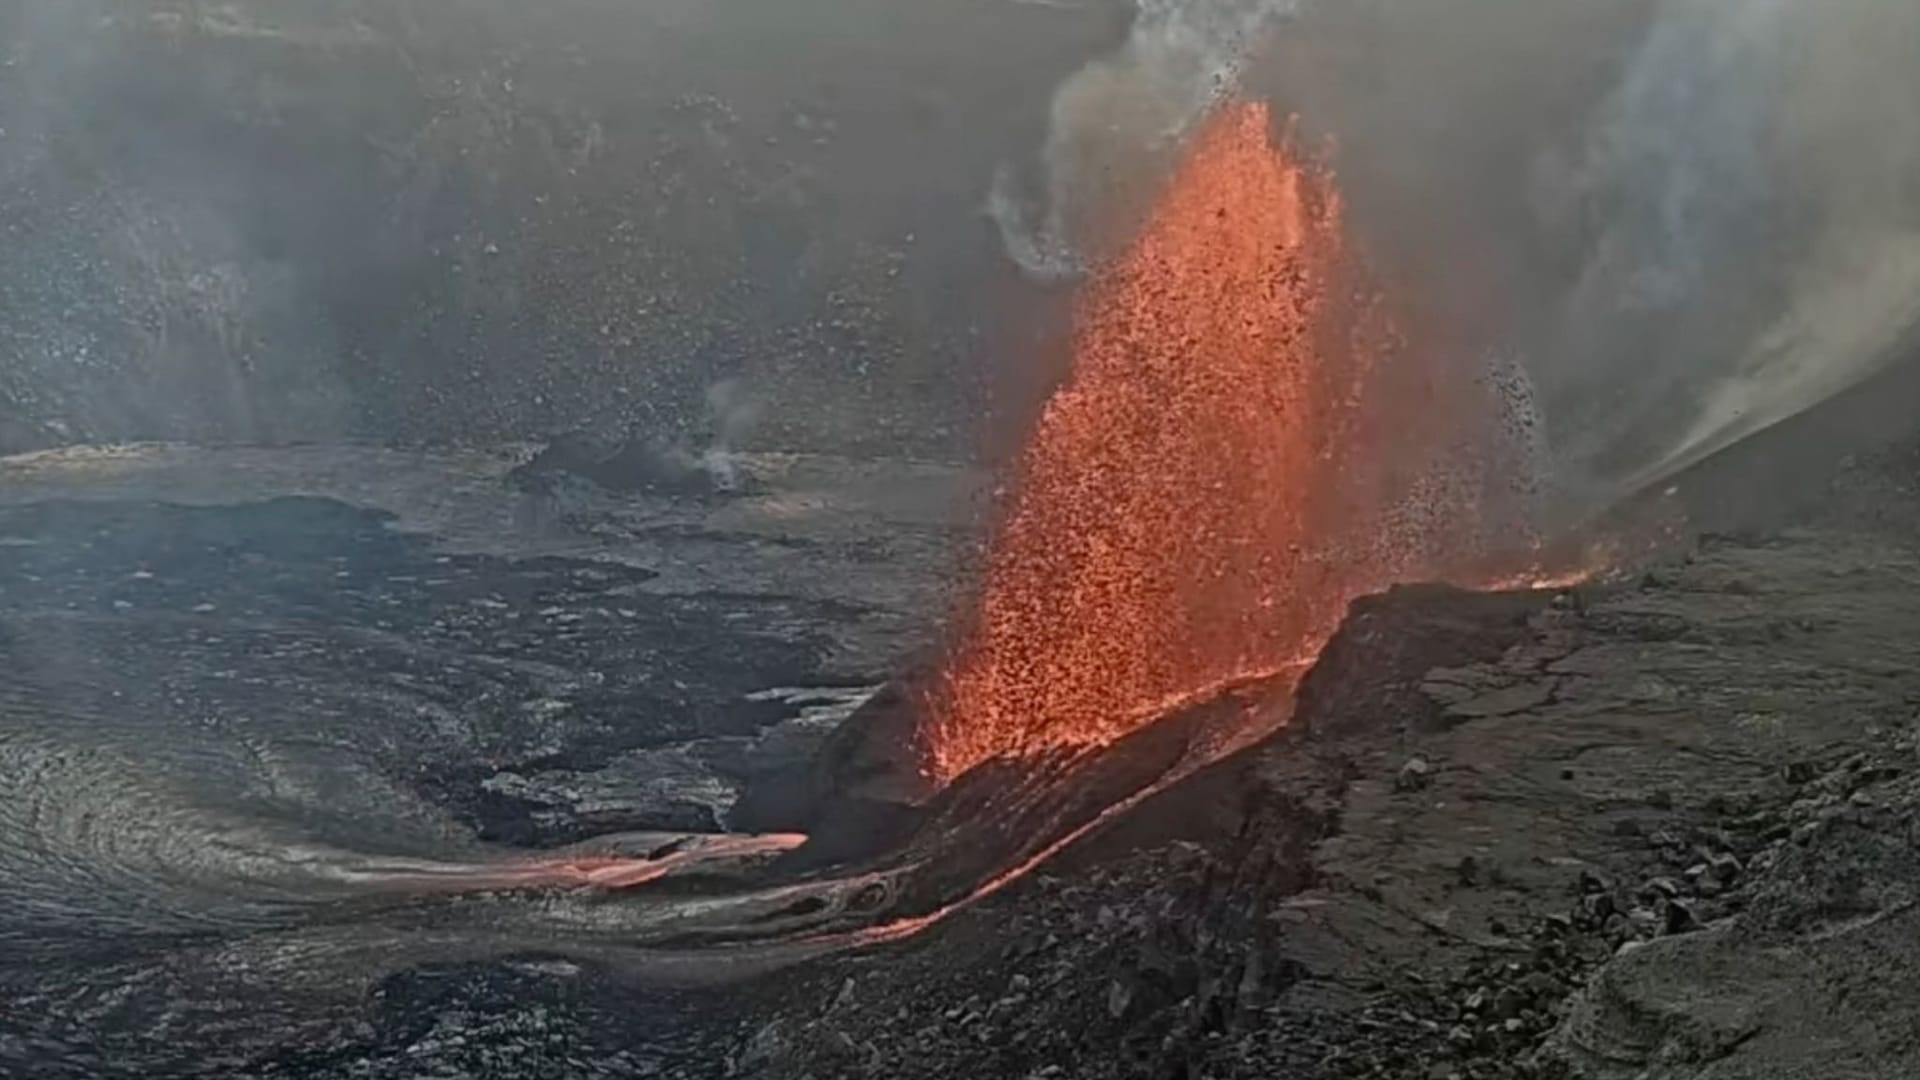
left=923, top=100, right=1542, bottom=785
left=244, top=100, right=1570, bottom=957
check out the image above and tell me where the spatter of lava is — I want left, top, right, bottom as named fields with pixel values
left=923, top=101, right=1546, bottom=785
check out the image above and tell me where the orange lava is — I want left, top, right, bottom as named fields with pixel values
left=923, top=101, right=1541, bottom=784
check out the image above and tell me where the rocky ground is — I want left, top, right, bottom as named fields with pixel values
left=734, top=442, right=1920, bottom=1080
left=740, top=526, right=1918, bottom=1080
left=1, top=436, right=1916, bottom=1079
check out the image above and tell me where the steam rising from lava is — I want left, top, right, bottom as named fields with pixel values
left=989, top=0, right=1300, bottom=281
left=927, top=102, right=1538, bottom=784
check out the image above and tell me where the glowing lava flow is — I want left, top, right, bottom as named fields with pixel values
left=924, top=101, right=1536, bottom=785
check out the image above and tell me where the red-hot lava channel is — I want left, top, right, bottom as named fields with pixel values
left=922, top=100, right=1556, bottom=786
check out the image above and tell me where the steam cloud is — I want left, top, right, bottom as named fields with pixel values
left=1000, top=0, right=1920, bottom=522
left=989, top=0, right=1300, bottom=281
left=1539, top=0, right=1920, bottom=505
left=699, top=376, right=764, bottom=492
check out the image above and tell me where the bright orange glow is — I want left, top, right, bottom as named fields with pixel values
left=923, top=101, right=1553, bottom=784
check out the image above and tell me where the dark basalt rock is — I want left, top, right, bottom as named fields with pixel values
left=731, top=676, right=935, bottom=866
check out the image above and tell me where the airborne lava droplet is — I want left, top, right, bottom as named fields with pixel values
left=923, top=101, right=1536, bottom=784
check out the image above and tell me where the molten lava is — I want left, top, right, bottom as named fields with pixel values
left=924, top=101, right=1535, bottom=784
